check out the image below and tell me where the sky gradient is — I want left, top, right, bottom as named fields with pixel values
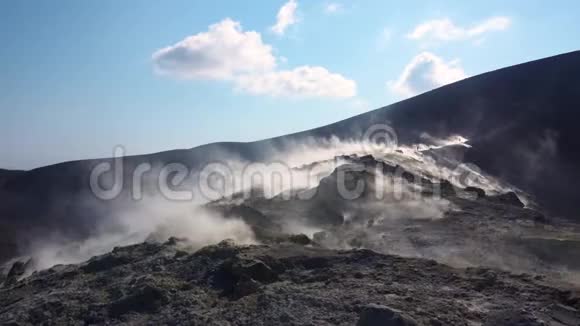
left=1, top=0, right=579, bottom=169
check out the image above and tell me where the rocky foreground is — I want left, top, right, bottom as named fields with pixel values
left=1, top=237, right=579, bottom=325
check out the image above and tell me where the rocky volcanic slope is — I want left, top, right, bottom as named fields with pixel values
left=1, top=239, right=579, bottom=325
left=2, top=51, right=580, bottom=266
left=210, top=154, right=580, bottom=278
left=3, top=154, right=580, bottom=325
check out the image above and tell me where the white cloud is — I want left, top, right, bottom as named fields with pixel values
left=324, top=3, right=343, bottom=14
left=152, top=19, right=276, bottom=79
left=235, top=66, right=356, bottom=98
left=388, top=52, right=468, bottom=98
left=407, top=16, right=511, bottom=43
left=271, top=0, right=299, bottom=35
left=153, top=18, right=356, bottom=99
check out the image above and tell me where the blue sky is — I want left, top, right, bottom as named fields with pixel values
left=1, top=0, right=578, bottom=169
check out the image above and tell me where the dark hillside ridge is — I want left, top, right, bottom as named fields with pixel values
left=0, top=51, right=579, bottom=262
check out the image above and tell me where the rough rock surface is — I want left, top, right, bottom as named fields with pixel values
left=1, top=239, right=579, bottom=325
left=2, top=155, right=580, bottom=325
left=207, top=155, right=580, bottom=280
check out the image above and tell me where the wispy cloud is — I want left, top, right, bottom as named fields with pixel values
left=324, top=2, right=344, bottom=15
left=388, top=52, right=468, bottom=98
left=153, top=18, right=356, bottom=99
left=348, top=98, right=372, bottom=111
left=271, top=0, right=299, bottom=36
left=407, top=16, right=511, bottom=44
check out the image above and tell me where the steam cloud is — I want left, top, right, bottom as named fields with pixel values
left=5, top=132, right=524, bottom=278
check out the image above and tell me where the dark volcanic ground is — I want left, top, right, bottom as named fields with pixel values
left=1, top=239, right=579, bottom=325
left=2, top=154, right=580, bottom=325
left=209, top=154, right=580, bottom=280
